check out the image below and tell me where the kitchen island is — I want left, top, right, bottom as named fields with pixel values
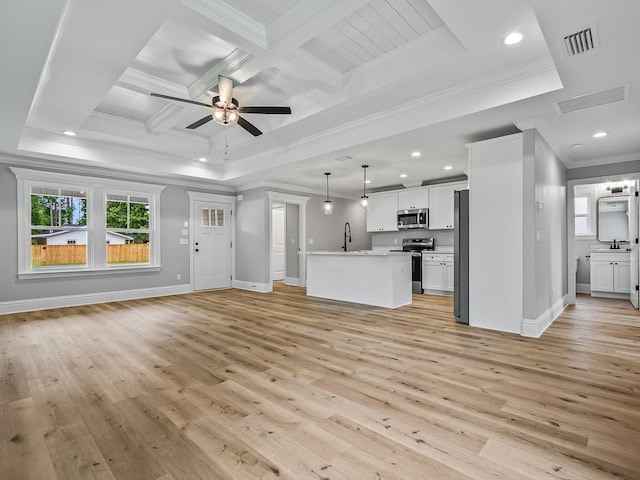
left=306, top=251, right=412, bottom=308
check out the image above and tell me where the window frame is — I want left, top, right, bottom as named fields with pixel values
left=11, top=167, right=165, bottom=279
left=574, top=191, right=596, bottom=238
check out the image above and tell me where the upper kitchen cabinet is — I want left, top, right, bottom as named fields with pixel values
left=367, top=192, right=398, bottom=232
left=428, top=182, right=467, bottom=229
left=397, top=187, right=429, bottom=210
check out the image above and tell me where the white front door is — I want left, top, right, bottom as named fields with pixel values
left=194, top=201, right=231, bottom=290
left=629, top=184, right=639, bottom=308
left=272, top=206, right=285, bottom=281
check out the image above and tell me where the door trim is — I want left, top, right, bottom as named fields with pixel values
left=266, top=191, right=310, bottom=287
left=187, top=191, right=236, bottom=292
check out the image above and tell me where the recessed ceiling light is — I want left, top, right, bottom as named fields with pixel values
left=365, top=180, right=371, bottom=184
left=571, top=143, right=583, bottom=148
left=503, top=32, right=523, bottom=45
left=411, top=151, right=421, bottom=157
left=198, top=157, right=208, bottom=162
left=400, top=174, right=408, bottom=178
left=444, top=165, right=453, bottom=170
left=592, top=131, right=608, bottom=138
left=63, top=130, right=77, bottom=136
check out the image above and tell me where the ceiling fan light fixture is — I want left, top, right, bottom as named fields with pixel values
left=213, top=106, right=239, bottom=126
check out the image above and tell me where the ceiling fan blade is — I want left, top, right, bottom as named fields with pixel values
left=150, top=93, right=210, bottom=108
left=237, top=116, right=262, bottom=136
left=186, top=115, right=213, bottom=129
left=238, top=106, right=291, bottom=115
left=218, top=75, right=233, bottom=105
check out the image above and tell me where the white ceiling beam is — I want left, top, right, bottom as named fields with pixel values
left=26, top=0, right=182, bottom=133
left=118, top=68, right=189, bottom=98
left=188, top=49, right=253, bottom=99
left=278, top=50, right=343, bottom=93
left=181, top=0, right=266, bottom=51
left=232, top=0, right=371, bottom=84
left=0, top=0, right=67, bottom=149
left=144, top=104, right=186, bottom=134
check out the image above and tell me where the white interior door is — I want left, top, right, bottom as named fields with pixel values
left=272, top=206, right=285, bottom=281
left=629, top=184, right=639, bottom=308
left=194, top=201, right=231, bottom=290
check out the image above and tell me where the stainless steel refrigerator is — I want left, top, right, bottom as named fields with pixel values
left=454, top=189, right=469, bottom=324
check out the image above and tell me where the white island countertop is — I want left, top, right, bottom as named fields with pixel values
left=307, top=250, right=409, bottom=256
left=306, top=250, right=412, bottom=308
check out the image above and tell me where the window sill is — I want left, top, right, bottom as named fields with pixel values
left=18, top=265, right=161, bottom=280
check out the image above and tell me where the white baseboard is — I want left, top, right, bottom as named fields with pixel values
left=521, top=294, right=568, bottom=338
left=590, top=291, right=630, bottom=300
left=284, top=277, right=301, bottom=286
left=576, top=283, right=591, bottom=294
left=232, top=280, right=272, bottom=293
left=0, top=284, right=192, bottom=316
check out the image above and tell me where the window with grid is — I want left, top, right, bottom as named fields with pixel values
left=106, top=193, right=151, bottom=265
left=12, top=167, right=164, bottom=277
left=30, top=186, right=88, bottom=268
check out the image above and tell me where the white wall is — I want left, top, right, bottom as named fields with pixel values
left=467, top=134, right=524, bottom=334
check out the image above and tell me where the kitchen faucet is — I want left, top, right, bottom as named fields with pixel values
left=342, top=222, right=352, bottom=251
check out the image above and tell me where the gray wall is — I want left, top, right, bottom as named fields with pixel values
left=568, top=159, right=640, bottom=180
left=0, top=162, right=232, bottom=303
left=522, top=129, right=567, bottom=320
left=235, top=187, right=270, bottom=284
left=306, top=195, right=370, bottom=252
left=234, top=187, right=370, bottom=285
left=285, top=204, right=299, bottom=279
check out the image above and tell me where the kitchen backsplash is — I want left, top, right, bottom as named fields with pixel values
left=371, top=229, right=454, bottom=248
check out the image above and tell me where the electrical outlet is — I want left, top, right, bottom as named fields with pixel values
left=394, top=238, right=398, bottom=245
left=176, top=274, right=181, bottom=280
left=309, top=238, right=313, bottom=244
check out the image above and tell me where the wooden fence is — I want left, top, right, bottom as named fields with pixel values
left=31, top=244, right=149, bottom=266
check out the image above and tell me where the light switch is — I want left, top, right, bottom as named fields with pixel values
left=182, top=229, right=188, bottom=236
left=536, top=231, right=542, bottom=242
left=309, top=238, right=313, bottom=244
left=183, top=221, right=188, bottom=227
left=179, top=238, right=188, bottom=245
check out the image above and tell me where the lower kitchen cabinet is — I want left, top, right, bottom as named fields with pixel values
left=422, top=253, right=454, bottom=294
left=590, top=251, right=630, bottom=298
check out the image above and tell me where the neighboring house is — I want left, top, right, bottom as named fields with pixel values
left=31, top=230, right=133, bottom=245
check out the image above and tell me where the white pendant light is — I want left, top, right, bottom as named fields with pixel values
left=323, top=172, right=333, bottom=215
left=360, top=165, right=369, bottom=209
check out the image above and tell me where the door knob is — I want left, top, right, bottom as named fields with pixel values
left=195, top=248, right=199, bottom=252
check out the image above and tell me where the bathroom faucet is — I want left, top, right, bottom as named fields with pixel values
left=342, top=222, right=352, bottom=251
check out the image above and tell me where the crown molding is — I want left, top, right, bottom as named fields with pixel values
left=236, top=179, right=357, bottom=200
left=0, top=152, right=235, bottom=193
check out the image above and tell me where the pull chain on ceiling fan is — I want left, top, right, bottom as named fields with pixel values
left=150, top=75, right=291, bottom=137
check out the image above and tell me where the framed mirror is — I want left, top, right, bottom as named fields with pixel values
left=597, top=195, right=629, bottom=242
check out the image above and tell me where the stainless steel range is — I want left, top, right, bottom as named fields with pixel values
left=402, top=237, right=434, bottom=293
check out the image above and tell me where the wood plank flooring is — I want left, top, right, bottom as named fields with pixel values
left=1, top=286, right=639, bottom=479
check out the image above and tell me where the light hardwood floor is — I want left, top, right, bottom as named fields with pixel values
left=1, top=285, right=639, bottom=479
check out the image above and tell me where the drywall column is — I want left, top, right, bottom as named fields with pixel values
left=467, top=134, right=524, bottom=334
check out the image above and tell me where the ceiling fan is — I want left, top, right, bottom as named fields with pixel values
left=150, top=75, right=291, bottom=137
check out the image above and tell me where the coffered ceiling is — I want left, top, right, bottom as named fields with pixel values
left=1, top=0, right=639, bottom=198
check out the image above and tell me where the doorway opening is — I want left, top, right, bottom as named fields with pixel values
left=267, top=192, right=310, bottom=289
left=568, top=176, right=639, bottom=309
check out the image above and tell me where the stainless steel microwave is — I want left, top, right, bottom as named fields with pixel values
left=397, top=208, right=428, bottom=229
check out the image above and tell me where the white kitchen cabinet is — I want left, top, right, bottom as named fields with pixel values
left=366, top=191, right=398, bottom=232
left=398, top=187, right=429, bottom=210
left=590, top=251, right=630, bottom=297
left=422, top=253, right=454, bottom=294
left=428, top=182, right=467, bottom=230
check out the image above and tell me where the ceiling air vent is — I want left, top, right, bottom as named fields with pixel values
left=564, top=27, right=598, bottom=56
